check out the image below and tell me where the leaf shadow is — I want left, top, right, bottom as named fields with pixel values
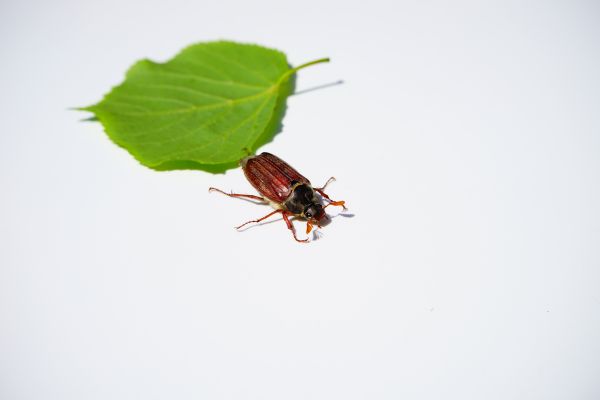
left=80, top=116, right=99, bottom=122
left=292, top=80, right=344, bottom=96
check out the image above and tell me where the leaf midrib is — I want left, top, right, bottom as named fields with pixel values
left=103, top=80, right=282, bottom=118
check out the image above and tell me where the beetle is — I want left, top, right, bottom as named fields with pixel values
left=209, top=152, right=346, bottom=242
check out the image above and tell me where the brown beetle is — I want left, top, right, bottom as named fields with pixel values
left=209, top=152, right=346, bottom=242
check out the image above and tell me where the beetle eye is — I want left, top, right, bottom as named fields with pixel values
left=304, top=204, right=323, bottom=220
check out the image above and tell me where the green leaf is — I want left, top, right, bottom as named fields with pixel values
left=81, top=41, right=329, bottom=173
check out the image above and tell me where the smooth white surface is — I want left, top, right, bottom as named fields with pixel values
left=1, top=0, right=599, bottom=399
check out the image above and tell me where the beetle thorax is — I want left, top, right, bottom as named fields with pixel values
left=284, top=183, right=320, bottom=215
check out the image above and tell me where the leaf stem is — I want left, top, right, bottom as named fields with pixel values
left=281, top=58, right=330, bottom=83
left=290, top=57, right=330, bottom=74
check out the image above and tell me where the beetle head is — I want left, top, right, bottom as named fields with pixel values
left=303, top=203, right=323, bottom=220
left=304, top=203, right=325, bottom=234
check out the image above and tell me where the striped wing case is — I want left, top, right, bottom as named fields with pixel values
left=241, top=152, right=311, bottom=203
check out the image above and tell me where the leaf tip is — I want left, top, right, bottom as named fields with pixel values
left=71, top=105, right=101, bottom=122
left=71, top=105, right=95, bottom=112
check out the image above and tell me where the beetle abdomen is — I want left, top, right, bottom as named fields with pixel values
left=242, top=152, right=310, bottom=203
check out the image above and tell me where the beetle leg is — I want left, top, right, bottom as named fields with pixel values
left=316, top=178, right=346, bottom=209
left=235, top=209, right=282, bottom=230
left=282, top=212, right=309, bottom=243
left=324, top=200, right=346, bottom=210
left=315, top=188, right=332, bottom=201
left=209, top=187, right=266, bottom=203
left=315, top=188, right=347, bottom=211
left=316, top=177, right=336, bottom=191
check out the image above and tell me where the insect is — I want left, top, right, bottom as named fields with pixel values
left=209, top=152, right=346, bottom=242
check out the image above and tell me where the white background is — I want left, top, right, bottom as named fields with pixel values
left=1, top=0, right=599, bottom=399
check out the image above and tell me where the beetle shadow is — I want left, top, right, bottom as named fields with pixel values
left=236, top=215, right=321, bottom=242
left=310, top=211, right=354, bottom=240
left=235, top=212, right=355, bottom=242
left=235, top=209, right=354, bottom=234
left=321, top=210, right=355, bottom=225
left=330, top=211, right=355, bottom=219
left=236, top=215, right=284, bottom=232
left=235, top=213, right=306, bottom=232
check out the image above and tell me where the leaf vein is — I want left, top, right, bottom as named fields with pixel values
left=131, top=83, right=232, bottom=102
left=142, top=69, right=267, bottom=90
left=159, top=94, right=273, bottom=161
